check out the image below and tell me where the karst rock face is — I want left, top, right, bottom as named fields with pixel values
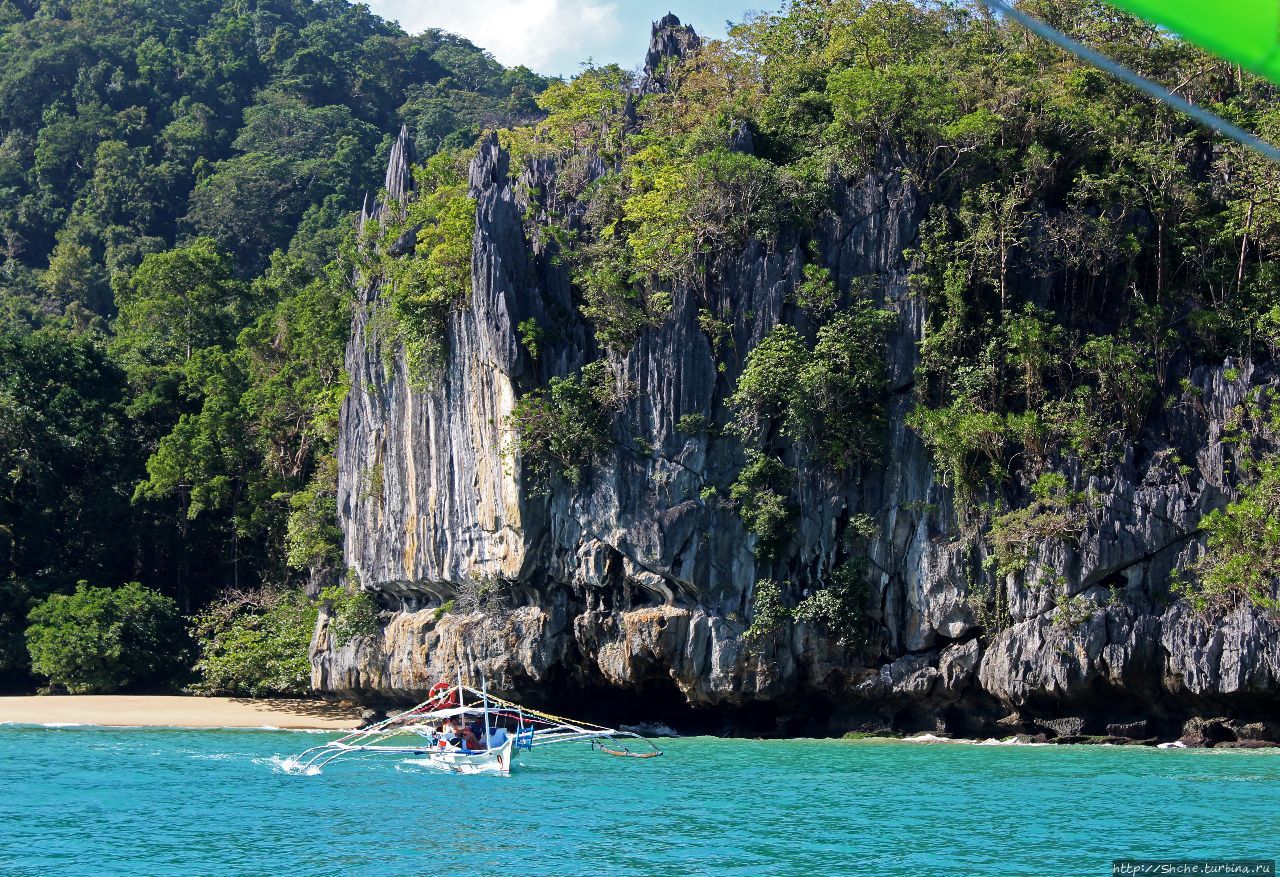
left=313, top=19, right=1280, bottom=738
left=640, top=13, right=701, bottom=95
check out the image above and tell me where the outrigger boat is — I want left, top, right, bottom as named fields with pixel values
left=288, top=677, right=663, bottom=776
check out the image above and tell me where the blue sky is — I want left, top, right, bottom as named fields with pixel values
left=363, top=1, right=779, bottom=79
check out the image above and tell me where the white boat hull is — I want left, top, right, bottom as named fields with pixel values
left=287, top=681, right=662, bottom=775
left=405, top=738, right=515, bottom=776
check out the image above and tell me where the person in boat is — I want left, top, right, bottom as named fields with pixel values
left=437, top=719, right=460, bottom=748
left=459, top=725, right=483, bottom=752
left=487, top=725, right=509, bottom=749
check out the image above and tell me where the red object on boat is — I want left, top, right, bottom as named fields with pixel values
left=425, top=681, right=457, bottom=710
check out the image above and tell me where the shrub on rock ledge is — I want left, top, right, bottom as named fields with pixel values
left=507, top=360, right=628, bottom=485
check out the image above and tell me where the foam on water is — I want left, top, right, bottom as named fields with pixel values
left=261, top=754, right=321, bottom=776
left=901, top=732, right=957, bottom=744
left=897, top=733, right=1050, bottom=746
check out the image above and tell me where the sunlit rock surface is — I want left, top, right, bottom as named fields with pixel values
left=314, top=21, right=1280, bottom=738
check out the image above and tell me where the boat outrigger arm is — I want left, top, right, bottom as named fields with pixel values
left=289, top=682, right=663, bottom=776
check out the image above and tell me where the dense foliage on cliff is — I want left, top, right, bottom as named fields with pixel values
left=371, top=149, right=477, bottom=384
left=0, top=0, right=547, bottom=691
left=491, top=0, right=1280, bottom=623
left=6, top=0, right=1280, bottom=694
left=1180, top=392, right=1280, bottom=612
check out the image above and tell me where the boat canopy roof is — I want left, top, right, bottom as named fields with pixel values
left=410, top=706, right=474, bottom=720
left=287, top=681, right=663, bottom=773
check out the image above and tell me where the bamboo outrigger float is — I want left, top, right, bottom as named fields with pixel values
left=287, top=677, right=663, bottom=776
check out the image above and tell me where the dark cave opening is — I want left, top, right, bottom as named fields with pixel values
left=548, top=678, right=878, bottom=739
left=513, top=667, right=829, bottom=737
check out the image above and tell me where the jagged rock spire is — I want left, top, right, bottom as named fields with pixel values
left=640, top=12, right=701, bottom=95
left=354, top=126, right=416, bottom=246
left=382, top=124, right=416, bottom=220
left=353, top=126, right=417, bottom=278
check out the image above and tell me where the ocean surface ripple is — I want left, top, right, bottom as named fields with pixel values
left=0, top=726, right=1277, bottom=876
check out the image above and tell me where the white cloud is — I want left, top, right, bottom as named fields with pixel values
left=369, top=0, right=623, bottom=73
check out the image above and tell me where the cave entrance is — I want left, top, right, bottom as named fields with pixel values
left=522, top=670, right=726, bottom=735
left=516, top=669, right=848, bottom=738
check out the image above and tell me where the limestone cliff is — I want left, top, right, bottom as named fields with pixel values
left=313, top=20, right=1280, bottom=740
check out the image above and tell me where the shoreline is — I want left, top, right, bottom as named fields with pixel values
left=847, top=732, right=1278, bottom=749
left=1, top=697, right=1275, bottom=749
left=0, top=695, right=362, bottom=730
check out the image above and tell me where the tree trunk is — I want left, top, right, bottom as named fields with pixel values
left=1156, top=219, right=1164, bottom=301
left=230, top=478, right=242, bottom=590
left=1237, top=199, right=1255, bottom=295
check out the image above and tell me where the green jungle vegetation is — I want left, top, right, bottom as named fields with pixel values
left=0, top=0, right=544, bottom=693
left=491, top=0, right=1280, bottom=639
left=2, top=0, right=1279, bottom=694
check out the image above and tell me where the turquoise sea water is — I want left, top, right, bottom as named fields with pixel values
left=1, top=725, right=1277, bottom=876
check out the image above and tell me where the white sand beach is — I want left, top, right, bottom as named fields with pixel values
left=0, top=695, right=362, bottom=730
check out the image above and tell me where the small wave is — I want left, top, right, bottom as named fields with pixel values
left=878, top=733, right=1048, bottom=746
left=900, top=733, right=1044, bottom=746
left=903, top=733, right=962, bottom=744
left=1158, top=741, right=1187, bottom=749
left=41, top=722, right=85, bottom=728
left=973, top=736, right=1048, bottom=746
left=259, top=755, right=321, bottom=776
